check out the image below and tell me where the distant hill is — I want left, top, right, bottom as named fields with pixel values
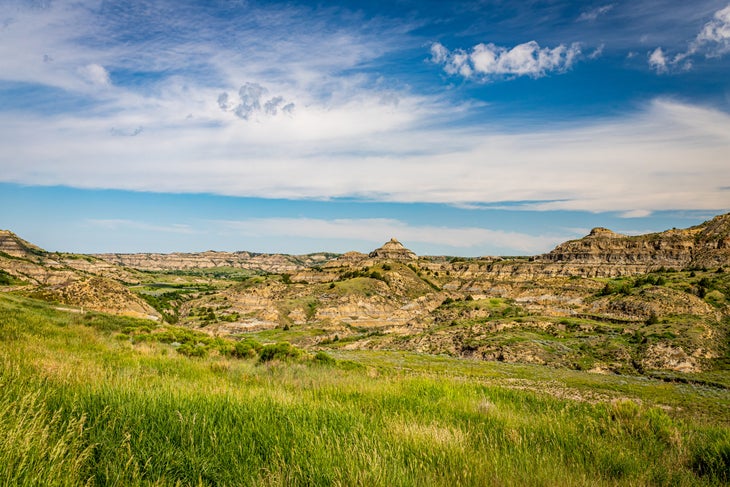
left=537, top=212, right=730, bottom=271
left=2, top=213, right=729, bottom=373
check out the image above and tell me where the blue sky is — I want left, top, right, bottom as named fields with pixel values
left=0, top=0, right=728, bottom=256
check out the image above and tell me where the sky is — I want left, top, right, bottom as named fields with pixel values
left=0, top=0, right=729, bottom=256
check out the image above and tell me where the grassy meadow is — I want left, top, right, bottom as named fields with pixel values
left=1, top=292, right=729, bottom=486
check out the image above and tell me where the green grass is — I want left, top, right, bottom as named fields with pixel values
left=1, top=293, right=729, bottom=486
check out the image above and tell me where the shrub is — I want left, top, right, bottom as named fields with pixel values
left=231, top=339, right=262, bottom=359
left=305, top=301, right=317, bottom=321
left=0, top=269, right=16, bottom=285
left=258, top=342, right=301, bottom=363
left=176, top=343, right=207, bottom=358
left=313, top=351, right=335, bottom=365
left=368, top=271, right=385, bottom=281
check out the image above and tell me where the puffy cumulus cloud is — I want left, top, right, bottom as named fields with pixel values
left=649, top=3, right=730, bottom=72
left=577, top=4, right=614, bottom=22
left=218, top=82, right=294, bottom=121
left=216, top=217, right=565, bottom=254
left=430, top=41, right=581, bottom=80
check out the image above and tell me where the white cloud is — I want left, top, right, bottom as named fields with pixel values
left=430, top=41, right=581, bottom=80
left=577, top=4, right=614, bottom=22
left=649, top=3, right=730, bottom=71
left=588, top=44, right=605, bottom=59
left=1, top=98, right=727, bottom=215
left=696, top=4, right=730, bottom=55
left=216, top=218, right=564, bottom=254
left=87, top=219, right=197, bottom=234
left=648, top=47, right=667, bottom=72
left=0, top=0, right=411, bottom=107
left=78, top=63, right=110, bottom=87
left=1, top=1, right=728, bottom=220
left=619, top=210, right=652, bottom=218
left=218, top=82, right=295, bottom=121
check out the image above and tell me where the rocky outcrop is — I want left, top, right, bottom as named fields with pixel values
left=0, top=230, right=44, bottom=258
left=536, top=213, right=730, bottom=273
left=368, top=238, right=417, bottom=261
left=0, top=231, right=139, bottom=285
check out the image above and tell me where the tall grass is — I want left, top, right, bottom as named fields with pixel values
left=1, top=293, right=729, bottom=486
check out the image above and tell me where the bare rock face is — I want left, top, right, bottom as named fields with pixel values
left=369, top=238, right=417, bottom=261
left=588, top=227, right=622, bottom=238
left=535, top=213, right=730, bottom=274
left=0, top=230, right=44, bottom=258
left=0, top=230, right=140, bottom=286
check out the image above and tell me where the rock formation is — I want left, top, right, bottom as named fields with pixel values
left=0, top=230, right=44, bottom=258
left=536, top=213, right=730, bottom=272
left=368, top=238, right=417, bottom=261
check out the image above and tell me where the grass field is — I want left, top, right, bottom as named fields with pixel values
left=1, top=292, right=729, bottom=486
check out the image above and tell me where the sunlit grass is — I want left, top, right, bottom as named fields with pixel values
left=1, top=293, right=728, bottom=485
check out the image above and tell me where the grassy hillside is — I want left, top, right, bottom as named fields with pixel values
left=1, top=293, right=729, bottom=486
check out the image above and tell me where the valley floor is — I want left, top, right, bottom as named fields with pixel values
left=1, top=293, right=729, bottom=486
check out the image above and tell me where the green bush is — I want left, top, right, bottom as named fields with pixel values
left=258, top=342, right=302, bottom=363
left=313, top=351, right=336, bottom=365
left=0, top=270, right=17, bottom=285
left=231, top=339, right=263, bottom=359
left=369, top=271, right=385, bottom=281
left=176, top=343, right=207, bottom=358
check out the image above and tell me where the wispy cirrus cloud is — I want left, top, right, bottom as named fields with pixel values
left=577, top=4, right=614, bottom=22
left=87, top=219, right=197, bottom=234
left=216, top=217, right=566, bottom=254
left=430, top=40, right=581, bottom=80
left=0, top=0, right=415, bottom=114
